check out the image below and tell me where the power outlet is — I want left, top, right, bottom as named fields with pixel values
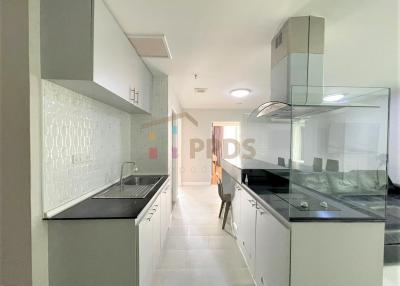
left=72, top=153, right=93, bottom=164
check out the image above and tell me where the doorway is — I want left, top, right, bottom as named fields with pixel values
left=211, top=122, right=240, bottom=184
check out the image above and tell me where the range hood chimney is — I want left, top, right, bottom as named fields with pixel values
left=257, top=16, right=325, bottom=117
left=271, top=15, right=325, bottom=104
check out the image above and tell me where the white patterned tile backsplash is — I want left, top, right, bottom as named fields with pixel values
left=42, top=80, right=131, bottom=212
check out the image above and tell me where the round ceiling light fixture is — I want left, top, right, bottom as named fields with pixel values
left=323, top=94, right=344, bottom=102
left=230, top=89, right=251, bottom=98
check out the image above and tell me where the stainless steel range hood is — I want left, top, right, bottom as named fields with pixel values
left=256, top=16, right=325, bottom=117
left=252, top=16, right=387, bottom=120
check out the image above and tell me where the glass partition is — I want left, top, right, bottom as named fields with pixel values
left=242, top=86, right=390, bottom=221
left=288, top=86, right=390, bottom=220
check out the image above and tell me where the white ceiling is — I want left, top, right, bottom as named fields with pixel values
left=105, top=0, right=312, bottom=109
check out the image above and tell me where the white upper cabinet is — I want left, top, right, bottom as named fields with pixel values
left=41, top=0, right=152, bottom=114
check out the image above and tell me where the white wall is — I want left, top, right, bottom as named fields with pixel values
left=293, top=0, right=399, bottom=183
left=181, top=109, right=248, bottom=184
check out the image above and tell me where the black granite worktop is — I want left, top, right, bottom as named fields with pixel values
left=222, top=158, right=385, bottom=222
left=45, top=175, right=168, bottom=220
left=244, top=183, right=381, bottom=222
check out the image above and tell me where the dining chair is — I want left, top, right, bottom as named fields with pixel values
left=217, top=177, right=232, bottom=230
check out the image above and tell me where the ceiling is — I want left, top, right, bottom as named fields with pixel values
left=105, top=0, right=312, bottom=109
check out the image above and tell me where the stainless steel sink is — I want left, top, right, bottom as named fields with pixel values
left=124, top=175, right=162, bottom=186
left=93, top=175, right=163, bottom=199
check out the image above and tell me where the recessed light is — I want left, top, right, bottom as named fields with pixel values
left=323, top=94, right=344, bottom=102
left=230, top=89, right=251, bottom=98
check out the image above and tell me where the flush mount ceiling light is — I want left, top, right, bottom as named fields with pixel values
left=323, top=94, right=345, bottom=102
left=230, top=89, right=251, bottom=98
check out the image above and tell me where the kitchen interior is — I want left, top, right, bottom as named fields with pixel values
left=0, top=1, right=399, bottom=286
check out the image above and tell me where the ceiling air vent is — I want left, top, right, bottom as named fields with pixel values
left=128, top=34, right=172, bottom=58
left=194, top=88, right=208, bottom=94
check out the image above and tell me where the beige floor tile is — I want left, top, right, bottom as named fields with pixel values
left=155, top=185, right=254, bottom=286
left=158, top=250, right=187, bottom=270
left=208, top=236, right=238, bottom=249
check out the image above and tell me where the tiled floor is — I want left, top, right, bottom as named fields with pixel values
left=153, top=185, right=254, bottom=286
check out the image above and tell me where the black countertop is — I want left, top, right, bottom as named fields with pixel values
left=46, top=175, right=168, bottom=220
left=244, top=183, right=381, bottom=222
left=222, top=158, right=385, bottom=222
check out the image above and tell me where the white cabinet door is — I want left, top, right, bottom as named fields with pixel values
left=239, top=189, right=257, bottom=275
left=160, top=182, right=172, bottom=249
left=247, top=199, right=256, bottom=275
left=139, top=213, right=154, bottom=286
left=160, top=188, right=168, bottom=248
left=131, top=55, right=152, bottom=112
left=166, top=183, right=172, bottom=226
left=41, top=0, right=152, bottom=114
left=93, top=0, right=151, bottom=111
left=232, top=184, right=242, bottom=238
left=93, top=0, right=133, bottom=102
left=255, top=206, right=290, bottom=286
left=151, top=196, right=161, bottom=271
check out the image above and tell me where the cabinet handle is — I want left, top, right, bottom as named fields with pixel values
left=257, top=206, right=267, bottom=215
left=146, top=213, right=153, bottom=221
left=135, top=90, right=139, bottom=104
left=129, top=88, right=136, bottom=102
left=248, top=199, right=256, bottom=207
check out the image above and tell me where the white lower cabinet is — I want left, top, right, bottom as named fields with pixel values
left=235, top=184, right=289, bottom=286
left=161, top=183, right=172, bottom=248
left=138, top=180, right=172, bottom=286
left=229, top=183, right=385, bottom=286
left=255, top=206, right=290, bottom=286
left=239, top=187, right=257, bottom=275
left=151, top=196, right=161, bottom=271
left=138, top=214, right=154, bottom=286
left=232, top=184, right=242, bottom=238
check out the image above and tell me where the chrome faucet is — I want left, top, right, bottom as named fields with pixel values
left=120, top=161, right=139, bottom=190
